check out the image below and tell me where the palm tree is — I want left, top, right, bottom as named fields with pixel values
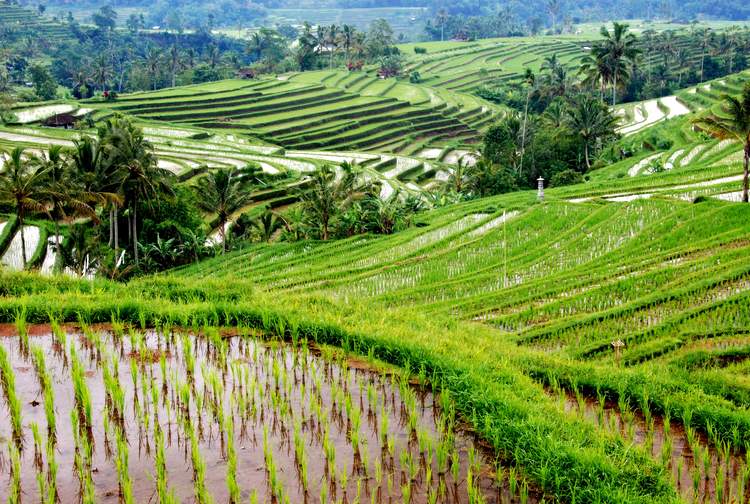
left=443, top=158, right=474, bottom=194
left=597, top=22, right=640, bottom=106
left=340, top=24, right=355, bottom=63
left=519, top=68, right=535, bottom=175
left=38, top=146, right=86, bottom=253
left=566, top=95, right=619, bottom=170
left=167, top=44, right=183, bottom=88
left=326, top=24, right=339, bottom=69
left=578, top=51, right=610, bottom=102
left=71, top=69, right=92, bottom=98
left=693, top=83, right=750, bottom=203
left=0, top=147, right=50, bottom=268
left=698, top=28, right=714, bottom=82
left=99, top=117, right=173, bottom=263
left=145, top=47, right=162, bottom=90
left=250, top=208, right=284, bottom=243
left=657, top=31, right=678, bottom=67
left=194, top=167, right=254, bottom=252
left=299, top=162, right=365, bottom=240
left=207, top=43, right=222, bottom=69
left=91, top=55, right=113, bottom=91
left=436, top=9, right=448, bottom=42
left=364, top=192, right=406, bottom=235
left=541, top=54, right=559, bottom=74
left=546, top=0, right=561, bottom=34
left=69, top=135, right=122, bottom=250
left=247, top=32, right=264, bottom=61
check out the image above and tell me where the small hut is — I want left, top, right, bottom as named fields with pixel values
left=237, top=68, right=256, bottom=79
left=43, top=113, right=77, bottom=129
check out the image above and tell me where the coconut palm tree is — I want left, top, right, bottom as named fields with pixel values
left=247, top=32, right=264, bottom=61
left=443, top=157, right=474, bottom=194
left=566, top=95, right=619, bottom=170
left=91, top=54, right=113, bottom=91
left=68, top=135, right=123, bottom=250
left=194, top=167, right=254, bottom=252
left=597, top=22, right=640, bottom=106
left=546, top=0, right=561, bottom=34
left=99, top=117, right=173, bottom=263
left=519, top=68, right=535, bottom=175
left=578, top=51, right=611, bottom=102
left=436, top=9, right=448, bottom=41
left=38, top=146, right=93, bottom=253
left=693, top=83, right=750, bottom=203
left=145, top=47, right=162, bottom=90
left=0, top=147, right=50, bottom=268
left=250, top=208, right=284, bottom=243
left=340, top=24, right=355, bottom=63
left=167, top=44, right=183, bottom=88
left=299, top=162, right=366, bottom=240
left=326, top=24, right=339, bottom=69
left=697, top=28, right=714, bottom=82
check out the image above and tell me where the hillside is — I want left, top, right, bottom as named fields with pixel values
left=2, top=23, right=750, bottom=503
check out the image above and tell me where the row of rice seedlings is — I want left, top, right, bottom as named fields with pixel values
left=0, top=325, right=520, bottom=503
left=30, top=344, right=57, bottom=443
left=556, top=381, right=747, bottom=504
left=0, top=344, right=24, bottom=449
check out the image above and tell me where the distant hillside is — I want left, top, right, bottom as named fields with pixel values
left=0, top=3, right=75, bottom=43
left=27, top=0, right=750, bottom=30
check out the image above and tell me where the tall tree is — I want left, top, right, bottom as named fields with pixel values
left=194, top=167, right=255, bottom=252
left=519, top=69, right=535, bottom=175
left=566, top=95, right=619, bottom=170
left=145, top=47, right=162, bottom=90
left=546, top=0, right=562, bottom=34
left=694, top=83, right=750, bottom=202
left=299, top=163, right=365, bottom=240
left=99, top=117, right=173, bottom=263
left=0, top=148, right=49, bottom=269
left=597, top=22, right=640, bottom=106
left=167, top=44, right=183, bottom=88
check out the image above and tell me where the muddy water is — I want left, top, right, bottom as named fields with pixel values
left=0, top=325, right=538, bottom=504
left=557, top=389, right=749, bottom=504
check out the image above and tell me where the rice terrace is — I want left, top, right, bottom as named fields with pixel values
left=2, top=0, right=750, bottom=503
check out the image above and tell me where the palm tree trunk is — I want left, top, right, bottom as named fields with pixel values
left=114, top=207, right=119, bottom=252
left=584, top=143, right=591, bottom=171
left=520, top=89, right=530, bottom=175
left=55, top=220, right=61, bottom=253
left=743, top=142, right=749, bottom=204
left=612, top=72, right=617, bottom=107
left=19, top=214, right=27, bottom=270
left=132, top=203, right=138, bottom=264
left=109, top=209, right=114, bottom=247
left=220, top=219, right=227, bottom=254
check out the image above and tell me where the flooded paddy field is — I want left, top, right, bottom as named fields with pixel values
left=0, top=323, right=539, bottom=503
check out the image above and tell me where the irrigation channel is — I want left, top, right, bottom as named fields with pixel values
left=0, top=324, right=540, bottom=504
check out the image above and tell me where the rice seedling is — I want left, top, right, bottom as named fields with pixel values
left=0, top=344, right=24, bottom=448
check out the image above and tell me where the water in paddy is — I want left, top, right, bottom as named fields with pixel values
left=556, top=387, right=749, bottom=504
left=0, top=324, right=537, bottom=503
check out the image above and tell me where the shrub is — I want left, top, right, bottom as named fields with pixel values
left=413, top=47, right=427, bottom=54
left=550, top=169, right=584, bottom=187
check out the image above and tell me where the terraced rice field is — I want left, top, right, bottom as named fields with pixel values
left=0, top=118, right=458, bottom=257
left=0, top=3, right=73, bottom=43
left=84, top=77, right=490, bottom=155
left=0, top=322, right=536, bottom=503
